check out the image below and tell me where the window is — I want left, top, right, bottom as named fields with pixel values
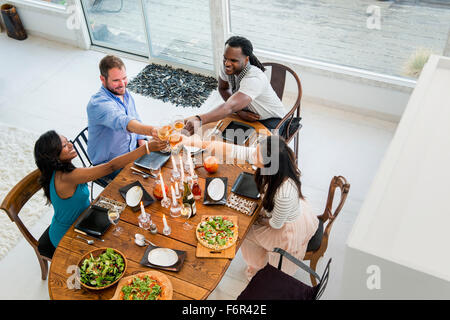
left=228, top=0, right=450, bottom=79
left=81, top=0, right=148, bottom=56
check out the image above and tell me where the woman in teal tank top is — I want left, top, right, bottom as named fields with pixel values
left=33, top=130, right=165, bottom=258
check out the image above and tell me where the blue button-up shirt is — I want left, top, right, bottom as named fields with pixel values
left=87, top=86, right=146, bottom=165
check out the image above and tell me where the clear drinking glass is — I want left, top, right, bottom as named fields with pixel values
left=181, top=203, right=193, bottom=230
left=157, top=118, right=173, bottom=153
left=108, top=208, right=122, bottom=236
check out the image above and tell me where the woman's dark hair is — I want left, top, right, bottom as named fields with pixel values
left=255, top=135, right=303, bottom=212
left=225, top=36, right=265, bottom=72
left=34, top=130, right=76, bottom=204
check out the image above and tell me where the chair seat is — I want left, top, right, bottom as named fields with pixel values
left=237, top=263, right=319, bottom=300
left=306, top=219, right=323, bottom=252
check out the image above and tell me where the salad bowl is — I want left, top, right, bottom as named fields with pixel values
left=77, top=247, right=127, bottom=290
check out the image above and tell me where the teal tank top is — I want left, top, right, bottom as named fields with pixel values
left=49, top=171, right=90, bottom=248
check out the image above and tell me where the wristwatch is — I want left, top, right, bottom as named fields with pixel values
left=195, top=115, right=202, bottom=124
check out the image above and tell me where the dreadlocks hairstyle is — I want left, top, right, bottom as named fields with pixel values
left=225, top=36, right=265, bottom=72
left=34, top=130, right=76, bottom=204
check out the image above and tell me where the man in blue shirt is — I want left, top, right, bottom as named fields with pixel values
left=87, top=55, right=164, bottom=178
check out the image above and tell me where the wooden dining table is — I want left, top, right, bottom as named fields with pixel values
left=48, top=115, right=271, bottom=300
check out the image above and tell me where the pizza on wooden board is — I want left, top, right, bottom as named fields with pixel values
left=118, top=272, right=172, bottom=300
left=196, top=216, right=238, bottom=250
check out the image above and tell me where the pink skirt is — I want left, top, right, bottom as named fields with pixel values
left=240, top=200, right=319, bottom=280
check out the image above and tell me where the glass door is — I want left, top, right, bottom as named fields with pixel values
left=141, top=0, right=214, bottom=70
left=80, top=0, right=148, bottom=56
left=80, top=0, right=214, bottom=70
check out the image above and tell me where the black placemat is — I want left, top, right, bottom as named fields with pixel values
left=118, top=180, right=154, bottom=212
left=74, top=205, right=111, bottom=237
left=231, top=172, right=261, bottom=199
left=222, top=121, right=255, bottom=145
left=134, top=151, right=170, bottom=171
left=139, top=244, right=186, bottom=272
left=203, top=177, right=228, bottom=205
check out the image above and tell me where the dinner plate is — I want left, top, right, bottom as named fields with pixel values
left=147, top=248, right=178, bottom=267
left=125, top=186, right=143, bottom=207
left=183, top=145, right=203, bottom=155
left=207, top=178, right=225, bottom=201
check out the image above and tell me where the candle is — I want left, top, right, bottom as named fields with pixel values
left=179, top=155, right=184, bottom=182
left=159, top=172, right=167, bottom=199
left=162, top=214, right=169, bottom=229
left=171, top=185, right=177, bottom=205
left=188, top=151, right=195, bottom=177
left=171, top=155, right=178, bottom=172
left=140, top=201, right=145, bottom=215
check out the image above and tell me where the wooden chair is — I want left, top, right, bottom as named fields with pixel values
left=71, top=127, right=110, bottom=201
left=304, top=176, right=350, bottom=286
left=0, top=169, right=52, bottom=280
left=262, top=62, right=303, bottom=163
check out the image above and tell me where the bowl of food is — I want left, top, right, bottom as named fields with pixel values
left=110, top=270, right=173, bottom=300
left=77, top=247, right=127, bottom=290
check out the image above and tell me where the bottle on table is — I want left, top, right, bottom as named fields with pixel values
left=182, top=177, right=197, bottom=217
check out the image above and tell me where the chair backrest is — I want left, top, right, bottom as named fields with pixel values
left=0, top=169, right=42, bottom=249
left=71, top=127, right=92, bottom=168
left=315, top=258, right=332, bottom=300
left=318, top=176, right=350, bottom=252
left=262, top=62, right=302, bottom=144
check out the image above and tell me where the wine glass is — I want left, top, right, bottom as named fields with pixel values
left=181, top=203, right=193, bottom=230
left=169, top=130, right=182, bottom=154
left=108, top=208, right=122, bottom=236
left=173, top=115, right=185, bottom=132
left=157, top=119, right=173, bottom=153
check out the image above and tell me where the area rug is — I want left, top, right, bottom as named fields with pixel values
left=0, top=123, right=52, bottom=261
left=127, top=63, right=218, bottom=108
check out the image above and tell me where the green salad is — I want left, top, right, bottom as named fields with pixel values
left=79, top=248, right=125, bottom=287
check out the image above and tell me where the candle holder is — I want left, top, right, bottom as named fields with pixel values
left=163, top=225, right=171, bottom=236
left=161, top=196, right=171, bottom=208
left=171, top=168, right=181, bottom=183
left=139, top=201, right=152, bottom=230
left=174, top=183, right=181, bottom=199
left=170, top=200, right=181, bottom=218
left=138, top=211, right=152, bottom=230
left=162, top=215, right=171, bottom=236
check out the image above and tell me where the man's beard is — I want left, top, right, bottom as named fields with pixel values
left=106, top=84, right=126, bottom=96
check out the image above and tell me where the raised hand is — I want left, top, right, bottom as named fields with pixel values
left=148, top=137, right=168, bottom=152
left=184, top=116, right=201, bottom=135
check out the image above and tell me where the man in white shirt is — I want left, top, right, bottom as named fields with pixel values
left=185, top=36, right=287, bottom=134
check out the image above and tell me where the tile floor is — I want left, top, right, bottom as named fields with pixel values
left=0, top=34, right=398, bottom=300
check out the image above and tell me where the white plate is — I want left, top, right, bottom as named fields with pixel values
left=207, top=178, right=225, bottom=201
left=183, top=145, right=202, bottom=155
left=147, top=248, right=178, bottom=267
left=125, top=186, right=143, bottom=207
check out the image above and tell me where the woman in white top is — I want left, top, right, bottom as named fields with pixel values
left=183, top=134, right=319, bottom=280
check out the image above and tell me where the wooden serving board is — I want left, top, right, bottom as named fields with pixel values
left=195, top=215, right=238, bottom=259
